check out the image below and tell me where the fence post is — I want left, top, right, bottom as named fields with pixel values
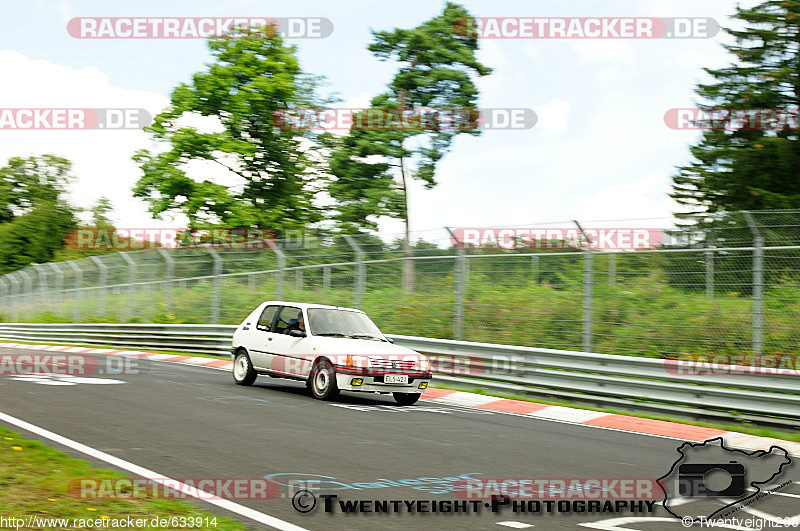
left=323, top=266, right=331, bottom=289
left=17, top=269, right=33, bottom=321
left=295, top=269, right=304, bottom=292
left=208, top=248, right=222, bottom=324
left=743, top=211, right=764, bottom=355
left=272, top=244, right=285, bottom=300
left=705, top=232, right=715, bottom=299
left=157, top=249, right=174, bottom=312
left=343, top=235, right=365, bottom=309
left=89, top=256, right=108, bottom=317
left=608, top=253, right=617, bottom=285
left=32, top=263, right=49, bottom=313
left=66, top=261, right=83, bottom=322
left=574, top=220, right=593, bottom=352
left=0, top=277, right=8, bottom=320
left=119, top=253, right=137, bottom=323
left=7, top=274, right=20, bottom=321
left=531, top=254, right=539, bottom=283
left=48, top=263, right=64, bottom=306
left=446, top=228, right=465, bottom=341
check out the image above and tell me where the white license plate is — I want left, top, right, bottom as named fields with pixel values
left=384, top=375, right=408, bottom=384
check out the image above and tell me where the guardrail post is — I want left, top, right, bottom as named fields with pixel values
left=608, top=253, right=617, bottom=285
left=119, top=253, right=137, bottom=323
left=66, top=261, right=83, bottom=322
left=157, top=249, right=174, bottom=312
left=323, top=266, right=331, bottom=289
left=48, top=263, right=64, bottom=306
left=743, top=211, right=764, bottom=355
left=343, top=235, right=365, bottom=309
left=7, top=274, right=20, bottom=321
left=272, top=244, right=285, bottom=300
left=89, top=256, right=108, bottom=317
left=446, top=228, right=465, bottom=341
left=208, top=248, right=222, bottom=324
left=574, top=220, right=593, bottom=352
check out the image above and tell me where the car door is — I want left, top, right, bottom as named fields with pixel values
left=248, top=304, right=281, bottom=370
left=269, top=306, right=311, bottom=377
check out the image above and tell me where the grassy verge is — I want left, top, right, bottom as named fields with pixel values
left=0, top=425, right=246, bottom=530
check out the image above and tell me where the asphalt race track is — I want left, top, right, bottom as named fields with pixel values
left=1, top=346, right=798, bottom=530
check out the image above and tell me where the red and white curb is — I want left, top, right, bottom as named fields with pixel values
left=2, top=341, right=799, bottom=457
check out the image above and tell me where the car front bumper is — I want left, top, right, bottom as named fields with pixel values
left=334, top=368, right=432, bottom=393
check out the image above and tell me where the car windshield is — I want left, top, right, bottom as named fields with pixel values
left=307, top=308, right=385, bottom=339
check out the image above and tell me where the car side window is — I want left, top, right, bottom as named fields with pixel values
left=257, top=305, right=280, bottom=331
left=275, top=306, right=303, bottom=335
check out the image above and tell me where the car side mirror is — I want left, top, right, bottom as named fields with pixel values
left=288, top=329, right=306, bottom=337
left=386, top=337, right=394, bottom=343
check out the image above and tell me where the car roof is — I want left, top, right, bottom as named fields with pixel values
left=260, top=301, right=363, bottom=313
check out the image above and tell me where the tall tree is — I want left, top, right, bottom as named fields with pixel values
left=671, top=0, right=800, bottom=219
left=328, top=2, right=491, bottom=290
left=0, top=155, right=77, bottom=273
left=133, top=27, right=325, bottom=234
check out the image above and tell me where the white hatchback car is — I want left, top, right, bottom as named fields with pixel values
left=230, top=301, right=433, bottom=405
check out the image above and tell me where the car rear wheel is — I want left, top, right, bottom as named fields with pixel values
left=393, top=392, right=420, bottom=406
left=310, top=360, right=339, bottom=400
left=233, top=350, right=257, bottom=386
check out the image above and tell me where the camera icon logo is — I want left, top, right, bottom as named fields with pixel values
left=677, top=461, right=746, bottom=498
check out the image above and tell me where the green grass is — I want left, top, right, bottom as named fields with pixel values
left=0, top=425, right=247, bottom=530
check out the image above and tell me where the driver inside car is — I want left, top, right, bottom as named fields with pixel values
left=284, top=311, right=305, bottom=334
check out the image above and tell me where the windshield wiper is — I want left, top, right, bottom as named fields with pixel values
left=347, top=333, right=388, bottom=342
left=315, top=332, right=348, bottom=337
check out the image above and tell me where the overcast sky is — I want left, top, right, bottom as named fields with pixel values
left=0, top=0, right=757, bottom=237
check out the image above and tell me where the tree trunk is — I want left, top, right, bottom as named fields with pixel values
left=399, top=155, right=414, bottom=292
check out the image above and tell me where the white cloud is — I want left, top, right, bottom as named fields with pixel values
left=0, top=51, right=170, bottom=227
left=535, top=99, right=570, bottom=135
left=569, top=40, right=635, bottom=64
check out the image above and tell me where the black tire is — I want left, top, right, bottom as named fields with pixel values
left=233, top=350, right=257, bottom=386
left=309, top=360, right=339, bottom=400
left=393, top=393, right=421, bottom=406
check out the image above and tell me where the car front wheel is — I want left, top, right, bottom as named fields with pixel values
left=310, top=360, right=339, bottom=400
left=393, top=392, right=421, bottom=406
left=233, top=350, right=257, bottom=386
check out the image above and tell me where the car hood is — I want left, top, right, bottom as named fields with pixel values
left=307, top=337, right=424, bottom=359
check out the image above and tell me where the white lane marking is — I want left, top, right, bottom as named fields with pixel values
left=434, top=392, right=500, bottom=407
left=0, top=411, right=308, bottom=531
left=9, top=374, right=125, bottom=386
left=578, top=517, right=684, bottom=529
left=497, top=521, right=534, bottom=528
left=529, top=406, right=611, bottom=423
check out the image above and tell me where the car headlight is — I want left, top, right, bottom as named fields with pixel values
left=419, top=358, right=431, bottom=372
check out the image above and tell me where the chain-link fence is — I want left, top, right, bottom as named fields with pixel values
left=1, top=210, right=799, bottom=359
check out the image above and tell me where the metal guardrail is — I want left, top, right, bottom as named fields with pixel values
left=0, top=323, right=797, bottom=429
